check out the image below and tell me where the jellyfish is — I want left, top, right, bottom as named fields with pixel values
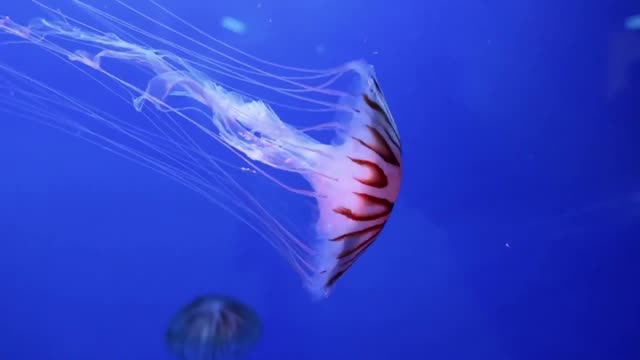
left=0, top=0, right=402, bottom=298
left=166, top=295, right=261, bottom=360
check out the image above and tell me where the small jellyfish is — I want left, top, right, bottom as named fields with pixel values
left=625, top=14, right=640, bottom=30
left=166, top=295, right=261, bottom=360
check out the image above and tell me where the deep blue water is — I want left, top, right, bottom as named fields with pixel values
left=1, top=1, right=639, bottom=359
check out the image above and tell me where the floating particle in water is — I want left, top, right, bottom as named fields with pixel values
left=315, top=44, right=325, bottom=55
left=625, top=15, right=640, bottom=30
left=221, top=16, right=246, bottom=34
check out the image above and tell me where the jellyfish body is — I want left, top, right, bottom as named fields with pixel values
left=166, top=295, right=261, bottom=360
left=0, top=1, right=402, bottom=298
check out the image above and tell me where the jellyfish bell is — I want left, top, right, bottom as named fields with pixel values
left=166, top=295, right=261, bottom=360
left=0, top=0, right=402, bottom=298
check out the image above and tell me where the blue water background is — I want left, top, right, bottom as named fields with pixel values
left=1, top=0, right=639, bottom=359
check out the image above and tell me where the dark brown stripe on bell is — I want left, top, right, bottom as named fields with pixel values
left=348, top=157, right=388, bottom=188
left=340, top=232, right=378, bottom=268
left=367, top=125, right=400, bottom=166
left=363, top=94, right=399, bottom=136
left=363, top=94, right=386, bottom=120
left=325, top=269, right=346, bottom=287
left=337, top=227, right=383, bottom=260
left=352, top=126, right=400, bottom=166
left=372, top=77, right=382, bottom=93
left=330, top=223, right=384, bottom=242
left=363, top=94, right=402, bottom=150
left=333, top=192, right=393, bottom=221
left=325, top=229, right=381, bottom=287
left=383, top=126, right=402, bottom=154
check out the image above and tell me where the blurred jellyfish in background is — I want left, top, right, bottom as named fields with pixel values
left=624, top=14, right=640, bottom=30
left=606, top=14, right=640, bottom=99
left=166, top=295, right=261, bottom=360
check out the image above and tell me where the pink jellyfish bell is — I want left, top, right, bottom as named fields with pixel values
left=305, top=74, right=402, bottom=294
